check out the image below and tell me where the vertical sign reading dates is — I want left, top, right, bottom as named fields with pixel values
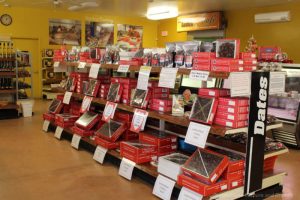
left=244, top=72, right=270, bottom=195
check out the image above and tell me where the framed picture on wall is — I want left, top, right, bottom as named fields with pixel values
left=49, top=19, right=81, bottom=45
left=85, top=21, right=114, bottom=48
left=117, top=24, right=143, bottom=50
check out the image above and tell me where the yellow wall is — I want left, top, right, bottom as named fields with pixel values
left=0, top=7, right=158, bottom=98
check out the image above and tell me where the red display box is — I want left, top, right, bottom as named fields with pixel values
left=240, top=52, right=256, bottom=59
left=74, top=111, right=100, bottom=130
left=107, top=83, right=123, bottom=103
left=119, top=60, right=142, bottom=66
left=120, top=149, right=155, bottom=164
left=214, top=118, right=248, bottom=128
left=157, top=144, right=177, bottom=154
left=193, top=59, right=211, bottom=65
left=215, top=112, right=248, bottom=121
left=192, top=64, right=211, bottom=71
left=193, top=52, right=216, bottom=59
left=94, top=136, right=120, bottom=149
left=148, top=87, right=170, bottom=94
left=243, top=59, right=257, bottom=66
left=148, top=81, right=159, bottom=88
left=258, top=46, right=281, bottom=60
left=177, top=174, right=228, bottom=197
left=264, top=156, right=278, bottom=172
left=227, top=178, right=244, bottom=190
left=152, top=98, right=172, bottom=107
left=100, top=84, right=110, bottom=89
left=120, top=141, right=157, bottom=156
left=43, top=113, right=55, bottom=122
left=48, top=99, right=64, bottom=114
left=121, top=130, right=139, bottom=141
left=94, top=120, right=127, bottom=142
left=243, top=66, right=257, bottom=71
left=198, top=88, right=230, bottom=98
left=217, top=105, right=249, bottom=114
left=139, top=130, right=177, bottom=146
left=223, top=169, right=244, bottom=180
left=211, top=65, right=244, bottom=72
left=55, top=121, right=74, bottom=128
left=119, top=78, right=137, bottom=85
left=123, top=84, right=137, bottom=89
left=149, top=105, right=172, bottom=113
left=71, top=126, right=94, bottom=137
left=182, top=148, right=229, bottom=184
left=211, top=59, right=243, bottom=66
left=55, top=113, right=79, bottom=123
left=149, top=93, right=169, bottom=99
left=219, top=97, right=249, bottom=107
left=114, top=112, right=133, bottom=123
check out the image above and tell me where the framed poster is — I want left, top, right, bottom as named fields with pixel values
left=117, top=24, right=143, bottom=50
left=85, top=21, right=114, bottom=48
left=49, top=19, right=81, bottom=45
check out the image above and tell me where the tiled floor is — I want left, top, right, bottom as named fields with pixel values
left=0, top=100, right=298, bottom=200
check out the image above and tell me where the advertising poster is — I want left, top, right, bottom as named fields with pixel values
left=85, top=21, right=114, bottom=47
left=117, top=24, right=143, bottom=50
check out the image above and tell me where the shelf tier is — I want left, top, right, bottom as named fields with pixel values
left=72, top=93, right=282, bottom=137
left=0, top=103, right=19, bottom=110
left=0, top=72, right=16, bottom=76
left=0, top=89, right=16, bottom=94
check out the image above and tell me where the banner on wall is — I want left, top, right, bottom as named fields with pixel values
left=49, top=19, right=81, bottom=45
left=117, top=24, right=143, bottom=50
left=85, top=21, right=114, bottom=48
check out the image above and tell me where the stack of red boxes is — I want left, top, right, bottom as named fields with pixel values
left=119, top=78, right=137, bottom=105
left=75, top=73, right=89, bottom=94
left=79, top=51, right=90, bottom=62
left=71, top=111, right=101, bottom=137
left=240, top=52, right=258, bottom=72
left=264, top=156, right=278, bottom=172
left=53, top=46, right=67, bottom=62
left=55, top=113, right=79, bottom=128
left=98, top=83, right=110, bottom=99
left=214, top=97, right=249, bottom=128
left=198, top=88, right=230, bottom=98
left=258, top=46, right=281, bottom=62
left=148, top=80, right=170, bottom=102
left=211, top=58, right=244, bottom=72
left=192, top=52, right=216, bottom=71
left=149, top=98, right=172, bottom=113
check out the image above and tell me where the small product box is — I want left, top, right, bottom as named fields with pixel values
left=120, top=141, right=157, bottom=156
left=214, top=118, right=248, bottom=128
left=130, top=89, right=150, bottom=109
left=119, top=78, right=138, bottom=85
left=152, top=98, right=173, bottom=107
left=71, top=126, right=95, bottom=137
left=149, top=93, right=169, bottom=99
left=48, top=99, right=64, bottom=114
left=215, top=112, right=248, bottom=121
left=193, top=58, right=211, bottom=65
left=148, top=87, right=170, bottom=94
left=218, top=97, right=249, bottom=107
left=85, top=79, right=101, bottom=97
left=94, top=136, right=120, bottom=149
left=43, top=112, right=55, bottom=122
left=55, top=121, right=74, bottom=128
left=198, top=88, right=230, bottom=98
left=157, top=144, right=177, bottom=154
left=243, top=59, right=257, bottom=66
left=211, top=65, right=244, bottom=72
left=107, top=83, right=123, bottom=103
left=148, top=81, right=159, bottom=88
left=74, top=111, right=100, bottom=130
left=243, top=66, right=257, bottom=71
left=192, top=64, right=211, bottom=71
left=120, top=149, right=156, bottom=164
left=217, top=104, right=249, bottom=115
left=216, top=39, right=240, bottom=59
left=182, top=148, right=229, bottom=184
left=211, top=59, right=243, bottom=66
left=65, top=76, right=77, bottom=92
left=239, top=52, right=256, bottom=59
left=223, top=169, right=244, bottom=180
left=94, top=120, right=127, bottom=142
left=227, top=177, right=244, bottom=190
left=139, top=129, right=177, bottom=146
left=55, top=113, right=79, bottom=123
left=149, top=104, right=172, bottom=113
left=192, top=52, right=216, bottom=59
left=158, top=153, right=189, bottom=181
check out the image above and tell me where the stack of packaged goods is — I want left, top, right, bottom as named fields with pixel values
left=111, top=78, right=137, bottom=104
left=147, top=80, right=170, bottom=112
left=79, top=47, right=91, bottom=62
left=55, top=113, right=79, bottom=129
left=98, top=83, right=110, bottom=99
left=149, top=98, right=172, bottom=113
left=71, top=111, right=101, bottom=137
left=211, top=58, right=244, bottom=72
left=198, top=88, right=230, bottom=98
left=43, top=98, right=64, bottom=122
left=84, top=79, right=101, bottom=97
left=192, top=52, right=215, bottom=71
left=106, top=80, right=123, bottom=103
left=75, top=73, right=89, bottom=94
left=53, top=46, right=67, bottom=62
left=240, top=52, right=258, bottom=71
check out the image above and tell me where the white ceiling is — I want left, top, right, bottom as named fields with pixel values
left=1, top=0, right=298, bottom=17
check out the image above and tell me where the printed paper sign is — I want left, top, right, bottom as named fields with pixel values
left=43, top=120, right=50, bottom=132
left=130, top=109, right=149, bottom=133
left=54, top=126, right=63, bottom=140
left=269, top=72, right=286, bottom=95
left=189, top=70, right=210, bottom=81
left=102, top=101, right=117, bottom=122
left=78, top=62, right=86, bottom=69
left=153, top=175, right=176, bottom=200
left=80, top=96, right=93, bottom=113
left=63, top=91, right=73, bottom=105
left=53, top=61, right=60, bottom=68
left=117, top=65, right=130, bottom=73
left=89, top=63, right=101, bottom=78
left=178, top=187, right=203, bottom=200
left=93, top=146, right=108, bottom=164
left=137, top=66, right=152, bottom=90
left=118, top=158, right=136, bottom=180
left=230, top=72, right=251, bottom=97
left=159, top=68, right=178, bottom=89
left=71, top=134, right=81, bottom=149
left=185, top=122, right=210, bottom=148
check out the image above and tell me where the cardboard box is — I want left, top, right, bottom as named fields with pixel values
left=120, top=141, right=157, bottom=156
left=239, top=52, right=256, bottom=59
left=43, top=112, right=55, bottom=122
left=211, top=59, right=243, bottom=66
left=214, top=117, right=248, bottom=128
left=215, top=112, right=248, bottom=121
left=48, top=99, right=64, bottom=114
left=71, top=126, right=94, bottom=137
left=211, top=65, right=244, bottom=72
left=94, top=136, right=120, bottom=149
left=95, top=120, right=127, bottom=142
left=139, top=130, right=177, bottom=146
left=192, top=64, right=211, bottom=71
left=193, top=52, right=216, bottom=59
left=198, top=88, right=230, bottom=98
left=223, top=169, right=244, bottom=180
left=219, top=97, right=249, bottom=107
left=55, top=113, right=79, bottom=123
left=217, top=105, right=249, bottom=114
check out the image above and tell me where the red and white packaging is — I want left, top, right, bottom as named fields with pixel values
left=192, top=64, right=211, bottom=71
left=243, top=66, right=257, bottom=71
left=120, top=149, right=156, bottom=164
left=95, top=120, right=127, bottom=142
left=193, top=52, right=216, bottom=59
left=215, top=112, right=248, bottom=121
left=148, top=87, right=170, bottom=94
left=152, top=98, right=172, bottom=107
left=94, top=136, right=120, bottom=149
left=120, top=141, right=157, bottom=156
left=216, top=39, right=240, bottom=59
left=214, top=118, right=248, bottom=128
left=177, top=174, right=228, bottom=197
left=71, top=126, right=94, bottom=137
left=119, top=78, right=138, bottom=85
left=55, top=114, right=78, bottom=123
left=157, top=144, right=177, bottom=155
left=243, top=59, right=257, bottom=66
left=198, top=88, right=230, bottom=98
left=121, top=98, right=130, bottom=104
left=258, top=46, right=281, bottom=60
left=227, top=159, right=245, bottom=173
left=121, top=130, right=139, bottom=141
left=211, top=59, right=243, bottom=66
left=193, top=58, right=211, bottom=65
left=55, top=121, right=74, bottom=128
left=149, top=105, right=172, bottom=113
left=211, top=65, right=244, bottom=72
left=74, top=112, right=100, bottom=130
left=148, top=81, right=159, bottom=88
left=43, top=113, right=55, bottom=122
left=100, top=84, right=110, bottom=89
left=227, top=178, right=244, bottom=190
left=139, top=130, right=177, bottom=146
left=217, top=105, right=249, bottom=114
left=149, top=93, right=169, bottom=99
left=239, top=52, right=256, bottom=59
left=219, top=97, right=249, bottom=107
left=222, top=169, right=244, bottom=180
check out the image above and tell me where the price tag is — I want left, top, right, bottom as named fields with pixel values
left=89, top=63, right=101, bottom=78
left=269, top=72, right=286, bottom=95
left=229, top=72, right=251, bottom=97
left=93, top=146, right=108, bottom=164
left=54, top=126, right=63, bottom=139
left=118, top=158, right=136, bottom=180
left=158, top=68, right=178, bottom=89
left=185, top=122, right=210, bottom=148
left=42, top=120, right=50, bottom=132
left=178, top=187, right=203, bottom=200
left=137, top=66, right=152, bottom=90
left=153, top=175, right=176, bottom=200
left=71, top=134, right=81, bottom=149
left=80, top=96, right=93, bottom=113
left=189, top=70, right=210, bottom=81
left=78, top=62, right=86, bottom=69
left=130, top=109, right=148, bottom=133
left=63, top=91, right=72, bottom=105
left=102, top=101, right=117, bottom=122
left=117, top=65, right=130, bottom=73
left=53, top=61, right=60, bottom=68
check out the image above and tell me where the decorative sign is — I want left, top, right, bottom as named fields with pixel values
left=118, top=158, right=136, bottom=180
left=158, top=68, right=178, bottom=89
left=189, top=70, right=210, bottom=81
left=43, top=120, right=50, bottom=132
left=177, top=12, right=222, bottom=32
left=137, top=66, right=152, bottom=91
left=130, top=109, right=149, bottom=133
left=178, top=187, right=203, bottom=200
left=153, top=175, right=176, bottom=200
left=102, top=101, right=117, bottom=122
left=89, top=63, right=101, bottom=78
left=71, top=134, right=81, bottom=150
left=117, top=65, right=130, bottom=73
left=185, top=122, right=210, bottom=148
left=93, top=146, right=108, bottom=164
left=54, top=126, right=63, bottom=139
left=78, top=62, right=86, bottom=69
left=63, top=91, right=73, bottom=105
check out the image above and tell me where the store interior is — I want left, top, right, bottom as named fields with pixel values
left=0, top=0, right=300, bottom=199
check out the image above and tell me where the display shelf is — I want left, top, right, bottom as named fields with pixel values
left=264, top=148, right=289, bottom=159
left=43, top=79, right=63, bottom=85
left=0, top=72, right=16, bottom=76
left=0, top=103, right=19, bottom=110
left=0, top=89, right=16, bottom=94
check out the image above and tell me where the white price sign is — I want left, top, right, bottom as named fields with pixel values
left=158, top=68, right=178, bottom=89
left=78, top=62, right=86, bottom=69
left=63, top=91, right=72, bottom=105
left=117, top=65, right=130, bottom=73
left=42, top=120, right=50, bottom=132
left=269, top=72, right=286, bottom=95
left=53, top=61, right=60, bottom=68
left=185, top=122, right=210, bottom=148
left=130, top=109, right=148, bottom=133
left=71, top=134, right=81, bottom=149
left=189, top=70, right=210, bottom=81
left=118, top=158, right=136, bottom=180
left=80, top=96, right=93, bottom=113
left=137, top=66, right=152, bottom=91
left=229, top=72, right=251, bottom=97
left=89, top=63, right=101, bottom=78
left=93, top=146, right=108, bottom=164
left=178, top=187, right=203, bottom=200
left=153, top=175, right=176, bottom=200
left=102, top=102, right=117, bottom=122
left=54, top=126, right=63, bottom=140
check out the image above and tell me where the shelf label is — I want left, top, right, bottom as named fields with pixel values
left=63, top=91, right=72, bottom=105
left=118, top=158, right=136, bottom=180
left=130, top=109, right=148, bottom=133
left=102, top=101, right=117, bottom=122
left=189, top=70, right=210, bottom=81
left=158, top=68, right=178, bottom=89
left=229, top=72, right=251, bottom=97
left=117, top=65, right=130, bottom=73
left=80, top=96, right=93, bottom=113
left=53, top=61, right=60, bottom=68
left=54, top=126, right=63, bottom=140
left=185, top=122, right=210, bottom=148
left=93, top=146, right=108, bottom=164
left=178, top=187, right=203, bottom=200
left=269, top=72, right=286, bottom=95
left=89, top=63, right=101, bottom=78
left=71, top=134, right=81, bottom=149
left=78, top=62, right=86, bottom=69
left=42, top=120, right=50, bottom=132
left=153, top=175, right=176, bottom=200
left=137, top=66, right=152, bottom=91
